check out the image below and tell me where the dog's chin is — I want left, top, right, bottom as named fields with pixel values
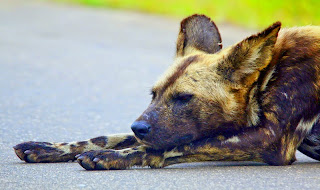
left=137, top=134, right=194, bottom=150
left=174, top=134, right=194, bottom=145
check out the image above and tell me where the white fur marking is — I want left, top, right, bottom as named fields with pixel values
left=281, top=92, right=288, bottom=99
left=225, top=136, right=241, bottom=143
left=269, top=127, right=276, bottom=137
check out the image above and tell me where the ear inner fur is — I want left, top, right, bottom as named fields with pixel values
left=176, top=14, right=222, bottom=57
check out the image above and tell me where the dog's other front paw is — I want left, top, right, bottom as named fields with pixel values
left=13, top=141, right=76, bottom=163
left=77, top=148, right=144, bottom=170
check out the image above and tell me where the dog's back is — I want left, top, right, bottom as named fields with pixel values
left=269, top=26, right=320, bottom=161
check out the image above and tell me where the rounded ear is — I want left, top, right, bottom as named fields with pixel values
left=176, top=14, right=222, bottom=57
left=217, top=22, right=281, bottom=86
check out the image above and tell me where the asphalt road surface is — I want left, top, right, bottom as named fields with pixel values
left=1, top=0, right=319, bottom=189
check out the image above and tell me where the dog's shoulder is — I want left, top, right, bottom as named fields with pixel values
left=274, top=26, right=320, bottom=58
left=260, top=25, right=320, bottom=120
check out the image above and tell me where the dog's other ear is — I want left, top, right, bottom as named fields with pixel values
left=176, top=14, right=222, bottom=57
left=219, top=22, right=281, bottom=87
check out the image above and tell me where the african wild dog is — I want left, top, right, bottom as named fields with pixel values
left=14, top=14, right=320, bottom=170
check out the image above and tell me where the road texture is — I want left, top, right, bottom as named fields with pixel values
left=0, top=0, right=319, bottom=189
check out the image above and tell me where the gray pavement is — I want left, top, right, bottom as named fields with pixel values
left=0, top=0, right=319, bottom=189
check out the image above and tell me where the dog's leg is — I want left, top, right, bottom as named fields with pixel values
left=76, top=146, right=146, bottom=170
left=298, top=119, right=320, bottom=161
left=75, top=126, right=269, bottom=170
left=13, top=133, right=138, bottom=163
left=76, top=122, right=310, bottom=170
left=76, top=135, right=263, bottom=170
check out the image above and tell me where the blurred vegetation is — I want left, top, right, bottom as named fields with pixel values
left=56, top=0, right=320, bottom=28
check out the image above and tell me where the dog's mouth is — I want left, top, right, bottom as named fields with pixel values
left=136, top=134, right=194, bottom=150
left=136, top=138, right=153, bottom=147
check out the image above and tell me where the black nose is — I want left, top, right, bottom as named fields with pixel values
left=131, top=121, right=151, bottom=140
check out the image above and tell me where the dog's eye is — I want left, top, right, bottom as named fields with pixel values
left=173, top=93, right=194, bottom=104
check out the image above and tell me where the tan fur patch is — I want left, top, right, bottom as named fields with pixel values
left=296, top=115, right=320, bottom=133
left=246, top=85, right=260, bottom=126
left=264, top=112, right=279, bottom=125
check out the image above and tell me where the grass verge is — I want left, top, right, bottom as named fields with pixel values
left=55, top=0, right=320, bottom=28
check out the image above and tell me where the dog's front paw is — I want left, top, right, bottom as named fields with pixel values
left=13, top=141, right=75, bottom=163
left=77, top=148, right=144, bottom=170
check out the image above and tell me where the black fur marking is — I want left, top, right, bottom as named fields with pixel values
left=158, top=55, right=199, bottom=96
left=91, top=136, right=108, bottom=147
left=113, top=136, right=137, bottom=150
left=77, top=141, right=88, bottom=146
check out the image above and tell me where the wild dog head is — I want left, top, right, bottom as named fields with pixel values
left=131, top=14, right=281, bottom=149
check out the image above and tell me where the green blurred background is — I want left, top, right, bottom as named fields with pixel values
left=56, top=0, right=319, bottom=28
